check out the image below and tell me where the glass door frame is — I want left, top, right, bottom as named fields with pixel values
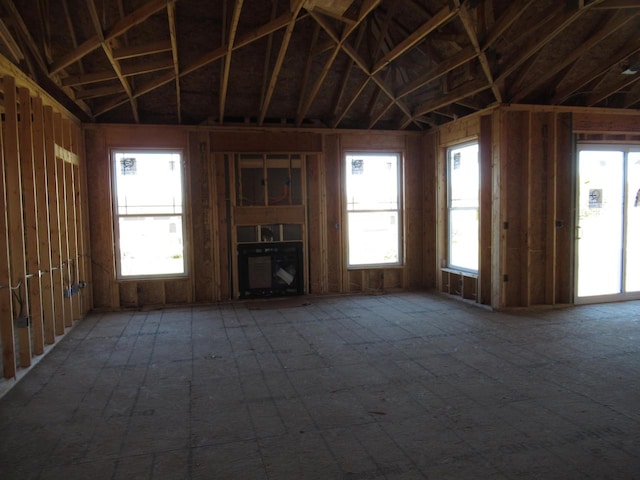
left=575, top=143, right=640, bottom=304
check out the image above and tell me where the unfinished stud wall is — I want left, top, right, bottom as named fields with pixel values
left=84, top=125, right=190, bottom=310
left=84, top=125, right=426, bottom=308
left=432, top=105, right=640, bottom=309
left=0, top=74, right=89, bottom=380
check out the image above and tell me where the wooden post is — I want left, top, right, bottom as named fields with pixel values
left=214, top=153, right=229, bottom=300
left=65, top=162, right=80, bottom=320
left=44, top=107, right=65, bottom=335
left=19, top=87, right=45, bottom=355
left=32, top=97, right=56, bottom=344
left=479, top=115, right=493, bottom=305
left=189, top=132, right=214, bottom=302
left=0, top=95, right=16, bottom=378
left=3, top=77, right=30, bottom=367
left=55, top=115, right=73, bottom=327
left=491, top=109, right=506, bottom=309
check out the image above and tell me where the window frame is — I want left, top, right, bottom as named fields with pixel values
left=446, top=141, right=479, bottom=273
left=111, top=148, right=188, bottom=280
left=344, top=151, right=404, bottom=269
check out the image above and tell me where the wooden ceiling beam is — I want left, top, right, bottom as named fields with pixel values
left=342, top=43, right=418, bottom=129
left=61, top=71, right=118, bottom=87
left=296, top=23, right=321, bottom=121
left=364, top=0, right=534, bottom=112
left=0, top=17, right=23, bottom=63
left=333, top=75, right=369, bottom=127
left=410, top=78, right=489, bottom=122
left=36, top=0, right=53, bottom=64
left=121, top=57, right=174, bottom=76
left=61, top=0, right=84, bottom=74
left=496, top=0, right=606, bottom=85
left=219, top=0, right=244, bottom=124
left=366, top=66, right=392, bottom=125
left=86, top=0, right=138, bottom=122
left=167, top=1, right=181, bottom=124
left=75, top=84, right=124, bottom=100
left=101, top=42, right=139, bottom=122
left=332, top=4, right=394, bottom=127
left=587, top=73, right=640, bottom=106
left=330, top=22, right=366, bottom=123
left=592, top=0, right=640, bottom=8
left=259, top=0, right=305, bottom=125
left=553, top=40, right=640, bottom=103
left=50, top=0, right=171, bottom=75
left=371, top=4, right=458, bottom=76
left=369, top=96, right=394, bottom=129
left=92, top=93, right=130, bottom=117
left=455, top=0, right=502, bottom=103
left=511, top=9, right=639, bottom=103
left=96, top=10, right=304, bottom=118
left=1, top=0, right=48, bottom=72
left=482, top=0, right=536, bottom=51
left=303, top=0, right=416, bottom=130
left=260, top=1, right=279, bottom=113
left=112, top=40, right=173, bottom=60
left=297, top=0, right=381, bottom=125
left=623, top=83, right=640, bottom=107
left=397, top=46, right=477, bottom=99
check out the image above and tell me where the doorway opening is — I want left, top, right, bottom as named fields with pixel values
left=576, top=145, right=640, bottom=303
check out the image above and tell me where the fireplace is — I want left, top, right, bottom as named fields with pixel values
left=237, top=242, right=304, bottom=299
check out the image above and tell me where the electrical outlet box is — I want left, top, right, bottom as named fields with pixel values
left=15, top=316, right=30, bottom=328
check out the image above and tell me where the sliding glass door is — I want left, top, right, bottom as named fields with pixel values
left=576, top=146, right=640, bottom=302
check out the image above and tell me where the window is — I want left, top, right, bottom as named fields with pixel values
left=112, top=150, right=186, bottom=278
left=447, top=142, right=479, bottom=272
left=345, top=152, right=402, bottom=267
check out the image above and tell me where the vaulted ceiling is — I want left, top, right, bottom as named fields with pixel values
left=1, top=0, right=640, bottom=130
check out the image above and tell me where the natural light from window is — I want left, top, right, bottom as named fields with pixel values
left=113, top=151, right=185, bottom=278
left=448, top=143, right=479, bottom=272
left=345, top=153, right=401, bottom=267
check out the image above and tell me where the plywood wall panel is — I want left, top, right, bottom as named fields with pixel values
left=438, top=116, right=481, bottom=147
left=527, top=112, right=552, bottom=305
left=137, top=281, right=165, bottom=306
left=403, top=134, right=424, bottom=289
left=573, top=112, right=640, bottom=134
left=165, top=279, right=190, bottom=304
left=54, top=113, right=73, bottom=328
left=0, top=105, right=16, bottom=378
left=18, top=87, right=45, bottom=355
left=555, top=113, right=573, bottom=304
left=0, top=71, right=87, bottom=381
left=210, top=130, right=322, bottom=152
left=422, top=133, right=437, bottom=289
left=214, top=154, right=230, bottom=300
left=84, top=127, right=115, bottom=310
left=307, top=153, right=327, bottom=293
left=3, top=77, right=30, bottom=365
left=478, top=115, right=492, bottom=305
left=340, top=133, right=407, bottom=151
left=31, top=97, right=56, bottom=345
left=503, top=110, right=529, bottom=306
left=323, top=135, right=342, bottom=293
left=189, top=132, right=214, bottom=303
left=118, top=282, right=138, bottom=307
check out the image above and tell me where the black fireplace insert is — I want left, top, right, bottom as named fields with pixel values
left=237, top=242, right=303, bottom=298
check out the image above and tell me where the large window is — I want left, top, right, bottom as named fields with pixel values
left=113, top=150, right=186, bottom=278
left=345, top=152, right=402, bottom=267
left=447, top=142, right=479, bottom=272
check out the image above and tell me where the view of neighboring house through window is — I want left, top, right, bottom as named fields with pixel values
left=447, top=142, right=479, bottom=272
left=113, top=150, right=186, bottom=278
left=345, top=152, right=402, bottom=267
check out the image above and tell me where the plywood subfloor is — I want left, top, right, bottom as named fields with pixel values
left=1, top=292, right=639, bottom=479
